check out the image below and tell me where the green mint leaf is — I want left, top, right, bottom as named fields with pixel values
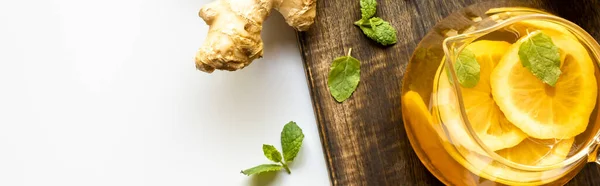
left=359, top=0, right=377, bottom=20
left=262, top=144, right=282, bottom=163
left=518, top=31, right=561, bottom=86
left=328, top=49, right=361, bottom=102
left=281, top=121, right=304, bottom=162
left=356, top=17, right=397, bottom=46
left=241, top=164, right=283, bottom=176
left=454, top=48, right=480, bottom=88
left=369, top=17, right=384, bottom=25
left=354, top=19, right=365, bottom=27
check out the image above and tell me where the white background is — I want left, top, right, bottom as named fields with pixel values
left=0, top=0, right=329, bottom=185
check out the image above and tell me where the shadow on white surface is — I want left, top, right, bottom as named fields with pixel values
left=250, top=171, right=280, bottom=186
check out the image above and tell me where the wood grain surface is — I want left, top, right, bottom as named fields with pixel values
left=297, top=0, right=600, bottom=185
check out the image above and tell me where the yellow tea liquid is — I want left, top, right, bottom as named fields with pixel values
left=403, top=19, right=600, bottom=185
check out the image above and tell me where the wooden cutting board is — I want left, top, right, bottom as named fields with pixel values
left=297, top=0, right=600, bottom=185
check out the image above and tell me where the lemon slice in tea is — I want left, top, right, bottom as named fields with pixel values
left=456, top=137, right=574, bottom=185
left=496, top=138, right=574, bottom=166
left=438, top=40, right=527, bottom=151
left=490, top=31, right=597, bottom=139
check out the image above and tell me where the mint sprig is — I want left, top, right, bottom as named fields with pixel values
left=518, top=31, right=561, bottom=86
left=354, top=0, right=397, bottom=46
left=241, top=121, right=304, bottom=176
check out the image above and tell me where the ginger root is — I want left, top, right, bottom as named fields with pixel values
left=195, top=0, right=317, bottom=73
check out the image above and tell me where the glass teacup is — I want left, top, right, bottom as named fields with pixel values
left=402, top=7, right=600, bottom=185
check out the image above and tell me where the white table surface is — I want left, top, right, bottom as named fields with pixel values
left=0, top=0, right=329, bottom=185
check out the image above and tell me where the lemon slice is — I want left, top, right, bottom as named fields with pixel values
left=437, top=40, right=527, bottom=151
left=403, top=91, right=436, bottom=133
left=496, top=138, right=574, bottom=166
left=403, top=91, right=480, bottom=185
left=456, top=137, right=574, bottom=185
left=491, top=31, right=597, bottom=139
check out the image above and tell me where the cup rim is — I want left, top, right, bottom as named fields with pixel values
left=441, top=12, right=600, bottom=172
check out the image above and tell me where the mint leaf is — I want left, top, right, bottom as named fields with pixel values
left=454, top=48, right=480, bottom=88
left=355, top=17, right=397, bottom=46
left=518, top=31, right=561, bottom=86
left=281, top=121, right=304, bottom=162
left=354, top=19, right=366, bottom=27
left=359, top=0, right=377, bottom=20
left=369, top=17, right=384, bottom=25
left=328, top=49, right=361, bottom=102
left=262, top=144, right=282, bottom=163
left=241, top=164, right=283, bottom=176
